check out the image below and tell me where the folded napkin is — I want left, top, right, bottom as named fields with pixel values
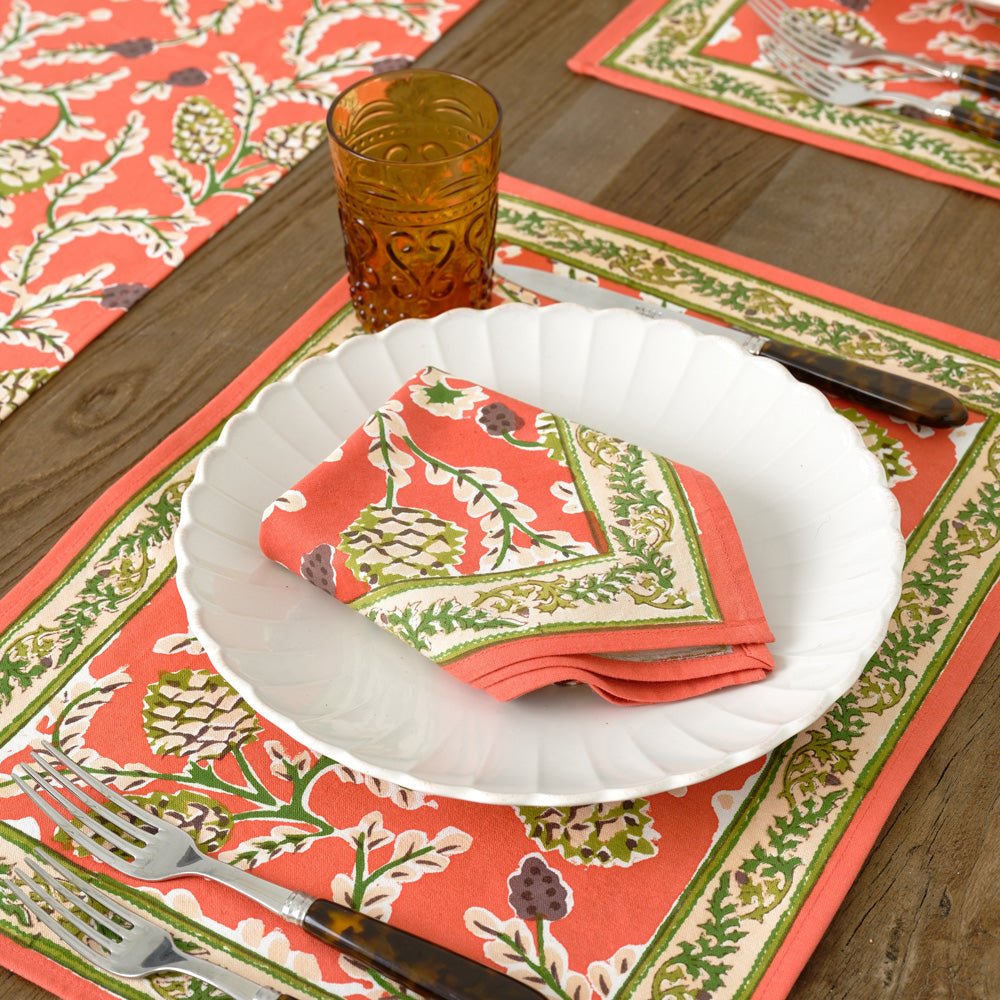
left=259, top=367, right=774, bottom=704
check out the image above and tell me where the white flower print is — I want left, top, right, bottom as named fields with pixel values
left=152, top=633, right=205, bottom=655
left=330, top=811, right=472, bottom=922
left=423, top=460, right=596, bottom=572
left=261, top=488, right=306, bottom=522
left=550, top=479, right=584, bottom=515
left=363, top=396, right=413, bottom=499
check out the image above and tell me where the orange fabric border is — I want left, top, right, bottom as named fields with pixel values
left=2, top=173, right=998, bottom=1000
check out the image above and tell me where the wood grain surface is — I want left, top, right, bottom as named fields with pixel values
left=1, top=1, right=998, bottom=998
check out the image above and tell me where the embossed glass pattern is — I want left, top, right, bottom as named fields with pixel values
left=327, top=69, right=501, bottom=332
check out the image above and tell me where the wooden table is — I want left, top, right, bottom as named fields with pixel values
left=2, top=1, right=998, bottom=997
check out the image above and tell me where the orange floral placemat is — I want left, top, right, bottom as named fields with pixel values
left=0, top=0, right=480, bottom=422
left=570, top=0, right=1000, bottom=198
left=0, top=174, right=998, bottom=1000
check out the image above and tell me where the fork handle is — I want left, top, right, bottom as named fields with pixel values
left=301, top=898, right=542, bottom=999
left=958, top=66, right=1000, bottom=100
left=901, top=102, right=1000, bottom=143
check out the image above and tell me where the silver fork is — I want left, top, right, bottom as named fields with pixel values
left=2, top=852, right=289, bottom=1000
left=763, top=36, right=1000, bottom=143
left=13, top=743, right=542, bottom=1000
left=751, top=0, right=1000, bottom=98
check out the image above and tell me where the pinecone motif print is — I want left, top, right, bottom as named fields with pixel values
left=301, top=543, right=337, bottom=595
left=0, top=140, right=63, bottom=196
left=339, top=505, right=466, bottom=587
left=166, top=68, right=209, bottom=87
left=371, top=56, right=414, bottom=74
left=508, top=856, right=570, bottom=921
left=477, top=402, right=524, bottom=437
left=142, top=669, right=260, bottom=760
left=100, top=283, right=148, bottom=309
left=172, top=97, right=235, bottom=164
left=517, top=800, right=659, bottom=866
left=260, top=121, right=326, bottom=168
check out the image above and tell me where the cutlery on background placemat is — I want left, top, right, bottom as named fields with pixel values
left=3, top=853, right=287, bottom=1000
left=751, top=0, right=1000, bottom=98
left=494, top=261, right=968, bottom=428
left=764, top=36, right=1000, bottom=143
left=13, top=744, right=544, bottom=1000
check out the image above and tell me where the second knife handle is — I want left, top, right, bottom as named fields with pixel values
left=948, top=102, right=1000, bottom=141
left=900, top=100, right=1000, bottom=143
left=757, top=339, right=968, bottom=427
left=959, top=65, right=1000, bottom=100
left=301, top=898, right=543, bottom=1000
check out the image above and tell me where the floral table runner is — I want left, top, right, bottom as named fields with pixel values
left=0, top=0, right=480, bottom=424
left=1, top=174, right=998, bottom=1000
left=570, top=0, right=1000, bottom=199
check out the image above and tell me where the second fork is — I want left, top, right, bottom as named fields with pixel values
left=14, top=743, right=544, bottom=1000
left=751, top=0, right=1000, bottom=98
left=5, top=853, right=290, bottom=1000
left=763, top=35, right=1000, bottom=142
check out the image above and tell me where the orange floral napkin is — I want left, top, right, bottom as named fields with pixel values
left=259, top=366, right=774, bottom=704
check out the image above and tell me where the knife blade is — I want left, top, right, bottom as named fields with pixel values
left=494, top=261, right=968, bottom=428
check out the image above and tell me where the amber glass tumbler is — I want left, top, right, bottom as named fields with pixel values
left=326, top=69, right=502, bottom=333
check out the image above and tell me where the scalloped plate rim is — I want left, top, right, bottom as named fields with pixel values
left=175, top=303, right=905, bottom=805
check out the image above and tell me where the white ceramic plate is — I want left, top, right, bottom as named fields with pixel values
left=175, top=304, right=904, bottom=805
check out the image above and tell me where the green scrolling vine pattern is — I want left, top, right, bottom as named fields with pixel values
left=613, top=422, right=1000, bottom=999
left=356, top=408, right=712, bottom=664
left=492, top=195, right=1000, bottom=999
left=496, top=201, right=1000, bottom=414
left=0, top=0, right=470, bottom=421
left=0, top=480, right=187, bottom=709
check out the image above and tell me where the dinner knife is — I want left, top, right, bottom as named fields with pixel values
left=494, top=262, right=968, bottom=428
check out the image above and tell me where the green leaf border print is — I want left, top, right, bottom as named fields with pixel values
left=352, top=414, right=721, bottom=664
left=598, top=0, right=1000, bottom=190
left=493, top=193, right=1000, bottom=1000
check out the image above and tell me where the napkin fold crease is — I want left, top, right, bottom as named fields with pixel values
left=259, top=367, right=774, bottom=704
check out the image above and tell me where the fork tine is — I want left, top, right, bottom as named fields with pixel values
left=748, top=0, right=780, bottom=30
left=787, top=48, right=840, bottom=95
left=786, top=26, right=838, bottom=64
left=24, top=856, right=129, bottom=935
left=752, top=0, right=839, bottom=64
left=12, top=770, right=135, bottom=869
left=34, top=853, right=140, bottom=929
left=14, top=764, right=142, bottom=858
left=29, top=752, right=155, bottom=845
left=766, top=46, right=815, bottom=95
left=9, top=866, right=116, bottom=945
left=766, top=39, right=838, bottom=97
left=39, top=744, right=163, bottom=826
left=1, top=877, right=84, bottom=950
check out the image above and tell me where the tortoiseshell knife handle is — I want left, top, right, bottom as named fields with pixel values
left=948, top=103, right=1000, bottom=141
left=959, top=66, right=1000, bottom=100
left=902, top=101, right=1000, bottom=142
left=301, top=899, right=543, bottom=1000
left=758, top=340, right=968, bottom=427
